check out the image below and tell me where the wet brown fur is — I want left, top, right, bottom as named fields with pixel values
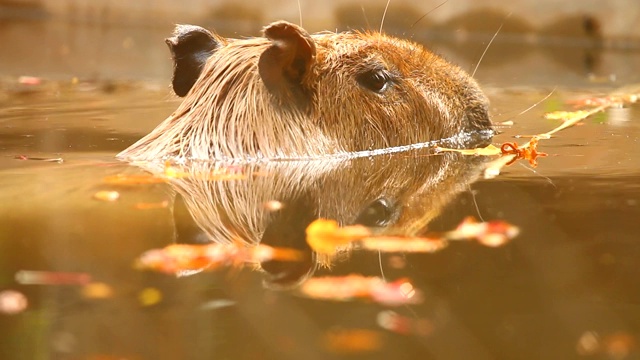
left=118, top=22, right=491, bottom=161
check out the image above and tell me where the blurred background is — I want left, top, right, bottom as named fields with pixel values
left=1, top=0, right=640, bottom=87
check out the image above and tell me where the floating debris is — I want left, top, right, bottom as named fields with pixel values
left=135, top=243, right=303, bottom=275
left=93, top=190, right=120, bottom=202
left=500, top=137, right=548, bottom=167
left=133, top=201, right=169, bottom=210
left=567, top=93, right=638, bottom=108
left=360, top=235, right=448, bottom=253
left=376, top=310, right=433, bottom=336
left=15, top=270, right=91, bottom=286
left=138, top=287, right=162, bottom=307
left=440, top=87, right=640, bottom=177
left=306, top=219, right=370, bottom=256
left=81, top=282, right=114, bottom=300
left=545, top=110, right=593, bottom=121
left=306, top=217, right=518, bottom=256
left=14, top=155, right=64, bottom=163
left=200, top=299, right=236, bottom=311
left=449, top=216, right=520, bottom=247
left=439, top=138, right=548, bottom=169
left=0, top=290, right=28, bottom=315
left=299, top=275, right=422, bottom=306
left=435, top=143, right=501, bottom=156
left=577, top=331, right=637, bottom=359
left=18, top=76, right=42, bottom=86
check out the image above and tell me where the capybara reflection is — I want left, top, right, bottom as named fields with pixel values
left=118, top=21, right=493, bottom=161
left=159, top=152, right=490, bottom=288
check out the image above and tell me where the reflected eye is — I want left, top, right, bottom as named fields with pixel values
left=355, top=197, right=399, bottom=227
left=357, top=69, right=392, bottom=93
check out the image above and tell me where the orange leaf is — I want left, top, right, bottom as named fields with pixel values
left=306, top=219, right=370, bottom=256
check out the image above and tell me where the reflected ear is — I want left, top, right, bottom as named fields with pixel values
left=166, top=25, right=222, bottom=97
left=258, top=21, right=316, bottom=105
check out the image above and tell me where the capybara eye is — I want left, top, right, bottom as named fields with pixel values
left=356, top=69, right=392, bottom=93
left=355, top=197, right=399, bottom=227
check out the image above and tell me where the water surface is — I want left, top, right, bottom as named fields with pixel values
left=1, top=20, right=640, bottom=360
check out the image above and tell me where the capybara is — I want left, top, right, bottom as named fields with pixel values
left=117, top=21, right=493, bottom=161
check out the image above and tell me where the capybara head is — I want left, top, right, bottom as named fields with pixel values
left=118, top=21, right=493, bottom=161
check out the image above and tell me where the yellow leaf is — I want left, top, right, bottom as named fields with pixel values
left=544, top=110, right=591, bottom=121
left=435, top=144, right=502, bottom=156
left=306, top=219, right=370, bottom=256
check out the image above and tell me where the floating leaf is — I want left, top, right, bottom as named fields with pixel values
left=15, top=270, right=91, bottom=285
left=18, top=76, right=42, bottom=85
left=134, top=201, right=169, bottom=210
left=135, top=243, right=303, bottom=275
left=449, top=216, right=519, bottom=247
left=544, top=110, right=592, bottom=121
left=359, top=236, right=448, bottom=253
left=93, top=190, right=120, bottom=202
left=499, top=138, right=548, bottom=168
left=81, top=282, right=114, bottom=299
left=306, top=219, right=370, bottom=256
left=435, top=144, right=501, bottom=156
left=299, top=275, right=422, bottom=306
left=138, top=287, right=162, bottom=306
left=456, top=87, right=640, bottom=177
left=544, top=105, right=609, bottom=136
left=0, top=290, right=28, bottom=315
left=306, top=217, right=518, bottom=256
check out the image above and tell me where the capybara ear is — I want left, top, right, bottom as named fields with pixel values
left=259, top=21, right=316, bottom=105
left=166, top=25, right=222, bottom=97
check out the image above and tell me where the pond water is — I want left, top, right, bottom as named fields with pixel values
left=1, top=20, right=640, bottom=360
